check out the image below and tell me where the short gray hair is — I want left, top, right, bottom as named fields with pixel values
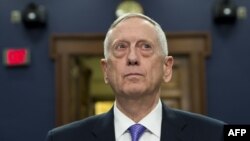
left=103, top=13, right=168, bottom=59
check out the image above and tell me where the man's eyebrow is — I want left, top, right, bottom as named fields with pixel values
left=136, top=39, right=155, bottom=45
left=112, top=39, right=129, bottom=45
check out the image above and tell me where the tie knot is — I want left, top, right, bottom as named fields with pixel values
left=128, top=124, right=146, bottom=141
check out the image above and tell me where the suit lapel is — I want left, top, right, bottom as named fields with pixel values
left=91, top=107, right=116, bottom=141
left=160, top=103, right=189, bottom=141
left=90, top=103, right=191, bottom=141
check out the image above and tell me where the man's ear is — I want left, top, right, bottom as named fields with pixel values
left=100, top=58, right=109, bottom=84
left=163, top=56, right=174, bottom=83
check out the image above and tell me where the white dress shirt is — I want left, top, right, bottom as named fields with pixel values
left=114, top=100, right=162, bottom=141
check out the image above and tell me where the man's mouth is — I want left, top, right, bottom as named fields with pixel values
left=124, top=73, right=143, bottom=77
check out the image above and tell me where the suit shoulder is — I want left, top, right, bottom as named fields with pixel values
left=167, top=109, right=226, bottom=140
left=172, top=108, right=225, bottom=127
left=46, top=112, right=114, bottom=141
left=48, top=113, right=105, bottom=136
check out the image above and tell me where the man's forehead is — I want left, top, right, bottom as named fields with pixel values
left=108, top=25, right=157, bottom=44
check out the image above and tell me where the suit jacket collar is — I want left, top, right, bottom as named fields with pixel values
left=92, top=108, right=116, bottom=141
left=91, top=103, right=189, bottom=141
left=160, top=103, right=188, bottom=141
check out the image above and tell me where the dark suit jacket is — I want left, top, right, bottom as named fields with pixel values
left=46, top=103, right=225, bottom=141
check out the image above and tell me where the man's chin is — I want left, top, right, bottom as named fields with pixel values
left=121, top=88, right=146, bottom=97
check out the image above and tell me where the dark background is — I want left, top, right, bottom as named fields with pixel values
left=0, top=0, right=249, bottom=141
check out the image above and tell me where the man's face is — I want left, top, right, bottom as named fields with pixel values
left=101, top=17, right=173, bottom=98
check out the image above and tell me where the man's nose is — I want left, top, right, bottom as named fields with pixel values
left=127, top=47, right=139, bottom=65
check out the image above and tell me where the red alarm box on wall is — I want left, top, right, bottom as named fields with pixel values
left=3, top=48, right=30, bottom=67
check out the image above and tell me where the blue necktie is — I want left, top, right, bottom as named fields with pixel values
left=128, top=124, right=146, bottom=141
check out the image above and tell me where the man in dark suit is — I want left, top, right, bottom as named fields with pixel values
left=46, top=13, right=225, bottom=141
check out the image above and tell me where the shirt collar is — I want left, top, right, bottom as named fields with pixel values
left=114, top=102, right=135, bottom=139
left=139, top=100, right=162, bottom=137
left=114, top=100, right=162, bottom=139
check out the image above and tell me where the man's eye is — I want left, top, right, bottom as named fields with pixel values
left=139, top=42, right=154, bottom=56
left=118, top=44, right=126, bottom=48
left=112, top=42, right=128, bottom=58
left=115, top=43, right=127, bottom=49
left=141, top=44, right=152, bottom=49
left=144, top=44, right=151, bottom=48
